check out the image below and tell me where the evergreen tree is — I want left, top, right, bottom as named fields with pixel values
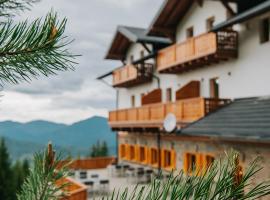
left=90, top=140, right=109, bottom=158
left=100, top=141, right=108, bottom=157
left=0, top=138, right=14, bottom=200
left=12, top=159, right=30, bottom=194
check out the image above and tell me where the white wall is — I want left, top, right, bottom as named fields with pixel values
left=117, top=2, right=270, bottom=110
left=176, top=1, right=236, bottom=42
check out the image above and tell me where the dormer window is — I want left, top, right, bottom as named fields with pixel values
left=260, top=18, right=269, bottom=44
left=186, top=26, right=194, bottom=39
left=206, top=16, right=215, bottom=31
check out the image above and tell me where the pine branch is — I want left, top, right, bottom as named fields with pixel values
left=0, top=0, right=39, bottom=17
left=108, top=151, right=270, bottom=200
left=0, top=11, right=78, bottom=85
left=17, top=144, right=70, bottom=200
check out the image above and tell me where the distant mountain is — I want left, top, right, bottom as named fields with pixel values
left=0, top=116, right=116, bottom=160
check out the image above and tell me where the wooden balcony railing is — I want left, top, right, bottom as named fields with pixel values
left=113, top=63, right=154, bottom=88
left=58, top=157, right=116, bottom=170
left=157, top=31, right=238, bottom=74
left=57, top=177, right=87, bottom=200
left=109, top=97, right=231, bottom=130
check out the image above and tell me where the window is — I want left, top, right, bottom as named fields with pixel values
left=166, top=88, right=172, bottom=102
left=150, top=148, right=158, bottom=166
left=210, top=78, right=219, bottom=99
left=131, top=95, right=135, bottom=107
left=260, top=18, right=269, bottom=44
left=139, top=146, right=146, bottom=163
left=163, top=150, right=172, bottom=168
left=184, top=153, right=197, bottom=173
left=129, top=145, right=136, bottom=161
left=205, top=155, right=215, bottom=168
left=206, top=17, right=215, bottom=31
left=186, top=26, right=194, bottom=39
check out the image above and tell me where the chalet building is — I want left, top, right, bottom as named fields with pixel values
left=98, top=0, right=270, bottom=185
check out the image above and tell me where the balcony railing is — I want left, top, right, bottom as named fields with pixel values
left=113, top=63, right=154, bottom=87
left=157, top=31, right=238, bottom=74
left=57, top=177, right=87, bottom=200
left=109, top=97, right=231, bottom=130
left=58, top=157, right=116, bottom=170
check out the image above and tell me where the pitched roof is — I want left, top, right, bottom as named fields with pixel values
left=181, top=97, right=270, bottom=141
left=212, top=0, right=270, bottom=31
left=105, top=26, right=171, bottom=60
left=147, top=0, right=193, bottom=37
left=147, top=0, right=268, bottom=37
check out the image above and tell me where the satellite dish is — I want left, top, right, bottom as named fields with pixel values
left=163, top=113, right=177, bottom=133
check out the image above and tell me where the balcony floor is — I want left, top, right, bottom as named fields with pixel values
left=159, top=51, right=237, bottom=74
left=71, top=163, right=170, bottom=200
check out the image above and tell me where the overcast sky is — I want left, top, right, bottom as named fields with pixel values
left=0, top=0, right=164, bottom=124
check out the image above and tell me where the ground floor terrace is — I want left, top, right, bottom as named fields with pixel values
left=118, top=132, right=270, bottom=186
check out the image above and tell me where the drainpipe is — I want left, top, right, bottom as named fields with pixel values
left=157, top=131, right=162, bottom=173
left=116, top=89, right=119, bottom=164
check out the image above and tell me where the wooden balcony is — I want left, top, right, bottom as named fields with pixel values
left=57, top=177, right=87, bottom=200
left=109, top=97, right=231, bottom=131
left=113, top=63, right=153, bottom=88
left=58, top=157, right=116, bottom=170
left=157, top=31, right=238, bottom=74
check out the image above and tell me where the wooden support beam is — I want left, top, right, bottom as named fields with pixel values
left=220, top=0, right=236, bottom=16
left=141, top=42, right=151, bottom=53
left=196, top=0, right=204, bottom=7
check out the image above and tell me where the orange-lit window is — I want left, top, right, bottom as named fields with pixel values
left=184, top=153, right=197, bottom=174
left=151, top=148, right=158, bottom=165
left=130, top=145, right=136, bottom=161
left=163, top=150, right=172, bottom=168
left=205, top=155, right=215, bottom=168
left=119, top=144, right=126, bottom=159
left=139, top=146, right=146, bottom=163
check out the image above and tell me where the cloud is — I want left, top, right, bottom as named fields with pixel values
left=2, top=0, right=164, bottom=123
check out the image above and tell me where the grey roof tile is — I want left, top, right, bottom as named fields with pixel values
left=181, top=96, right=270, bottom=141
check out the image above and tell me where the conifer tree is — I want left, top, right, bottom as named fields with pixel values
left=101, top=141, right=108, bottom=157
left=0, top=138, right=14, bottom=200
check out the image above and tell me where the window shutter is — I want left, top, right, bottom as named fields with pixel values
left=147, top=148, right=151, bottom=165
left=183, top=153, right=189, bottom=174
left=171, top=150, right=176, bottom=170
left=161, top=149, right=165, bottom=168
left=125, top=144, right=130, bottom=160
left=196, top=153, right=203, bottom=175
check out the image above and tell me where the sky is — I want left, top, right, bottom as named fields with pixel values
left=0, top=0, right=164, bottom=124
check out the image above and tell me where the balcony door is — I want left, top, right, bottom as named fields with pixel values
left=210, top=78, right=219, bottom=99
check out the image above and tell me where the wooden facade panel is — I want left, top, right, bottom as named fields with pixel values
left=182, top=98, right=204, bottom=121
left=113, top=65, right=138, bottom=86
left=176, top=38, right=194, bottom=63
left=109, top=97, right=230, bottom=128
left=194, top=32, right=217, bottom=58
left=141, top=89, right=162, bottom=105
left=157, top=45, right=176, bottom=70
left=176, top=80, right=200, bottom=100
left=157, top=31, right=238, bottom=73
left=57, top=178, right=87, bottom=200
left=109, top=111, right=117, bottom=122
left=127, top=108, right=137, bottom=121
left=138, top=106, right=150, bottom=121
left=150, top=104, right=165, bottom=120
left=117, top=110, right=127, bottom=121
